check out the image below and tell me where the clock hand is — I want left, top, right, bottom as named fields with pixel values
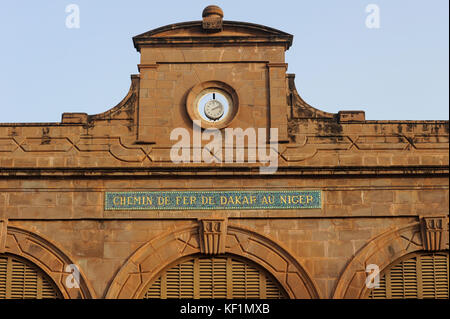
left=211, top=105, right=222, bottom=111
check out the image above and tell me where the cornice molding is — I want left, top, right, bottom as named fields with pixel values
left=0, top=165, right=448, bottom=178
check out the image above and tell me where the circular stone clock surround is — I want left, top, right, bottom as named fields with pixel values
left=186, top=81, right=239, bottom=129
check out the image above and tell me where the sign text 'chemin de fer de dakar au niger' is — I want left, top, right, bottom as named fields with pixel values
left=105, top=190, right=322, bottom=211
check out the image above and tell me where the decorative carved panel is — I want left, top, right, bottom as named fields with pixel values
left=202, top=5, right=223, bottom=31
left=420, top=216, right=449, bottom=251
left=198, top=218, right=227, bottom=255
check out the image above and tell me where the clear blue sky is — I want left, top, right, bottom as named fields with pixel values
left=0, top=0, right=448, bottom=122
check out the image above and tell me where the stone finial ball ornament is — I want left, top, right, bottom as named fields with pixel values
left=202, top=5, right=224, bottom=18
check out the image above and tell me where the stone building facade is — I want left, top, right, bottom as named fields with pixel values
left=0, top=6, right=448, bottom=299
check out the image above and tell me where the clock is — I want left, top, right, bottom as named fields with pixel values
left=186, top=81, right=239, bottom=129
left=198, top=90, right=229, bottom=122
left=204, top=99, right=224, bottom=120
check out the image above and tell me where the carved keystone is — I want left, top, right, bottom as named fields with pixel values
left=198, top=218, right=227, bottom=255
left=420, top=216, right=449, bottom=251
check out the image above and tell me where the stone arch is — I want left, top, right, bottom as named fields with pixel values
left=105, top=223, right=320, bottom=299
left=333, top=221, right=439, bottom=299
left=2, top=225, right=95, bottom=299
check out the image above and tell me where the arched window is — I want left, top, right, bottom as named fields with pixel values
left=141, top=255, right=287, bottom=299
left=0, top=254, right=61, bottom=299
left=368, top=252, right=449, bottom=299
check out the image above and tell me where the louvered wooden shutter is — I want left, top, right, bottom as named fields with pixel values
left=369, top=252, right=449, bottom=299
left=0, top=256, right=7, bottom=299
left=143, top=255, right=287, bottom=299
left=0, top=254, right=61, bottom=299
left=166, top=259, right=194, bottom=298
left=231, top=259, right=260, bottom=298
left=265, top=275, right=286, bottom=299
left=198, top=257, right=227, bottom=298
left=421, top=254, right=449, bottom=298
left=144, top=277, right=161, bottom=298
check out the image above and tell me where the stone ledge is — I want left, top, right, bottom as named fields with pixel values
left=61, top=113, right=88, bottom=124
left=338, top=111, right=366, bottom=122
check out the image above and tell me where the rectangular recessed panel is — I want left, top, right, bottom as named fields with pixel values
left=105, top=190, right=322, bottom=211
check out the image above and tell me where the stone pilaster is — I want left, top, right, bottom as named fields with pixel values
left=0, top=219, right=7, bottom=253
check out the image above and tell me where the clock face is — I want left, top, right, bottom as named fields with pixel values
left=197, top=90, right=231, bottom=122
left=204, top=99, right=224, bottom=120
